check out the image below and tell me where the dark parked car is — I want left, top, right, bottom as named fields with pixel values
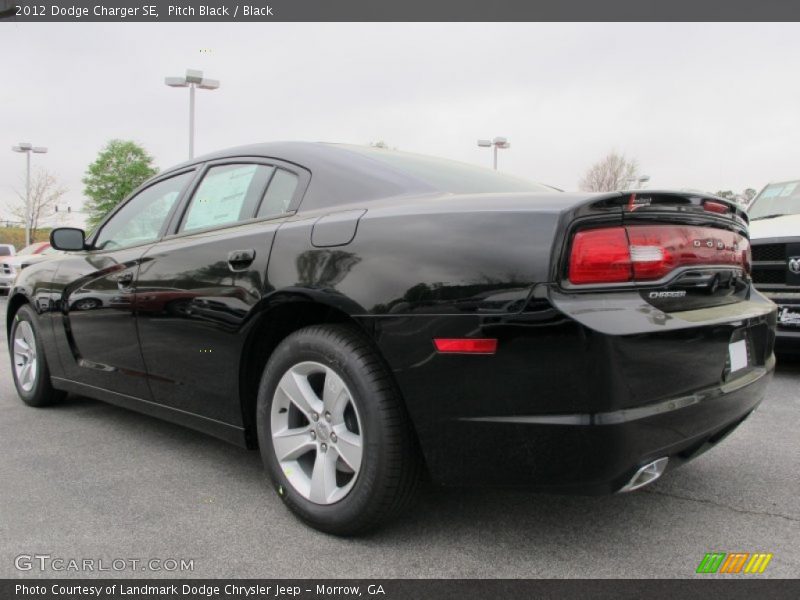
left=5, top=143, right=776, bottom=534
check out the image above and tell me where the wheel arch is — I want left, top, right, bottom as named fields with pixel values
left=238, top=296, right=411, bottom=451
left=5, top=292, right=30, bottom=338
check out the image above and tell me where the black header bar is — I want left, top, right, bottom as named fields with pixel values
left=2, top=0, right=800, bottom=22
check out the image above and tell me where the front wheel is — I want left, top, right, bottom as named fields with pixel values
left=256, top=324, right=422, bottom=535
left=9, top=304, right=65, bottom=407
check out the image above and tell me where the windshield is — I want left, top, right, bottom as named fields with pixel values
left=340, top=145, right=553, bottom=194
left=749, top=180, right=800, bottom=219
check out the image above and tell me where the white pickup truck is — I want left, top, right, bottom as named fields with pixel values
left=749, top=179, right=800, bottom=352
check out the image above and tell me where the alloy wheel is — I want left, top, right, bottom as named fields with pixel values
left=270, top=361, right=363, bottom=505
left=13, top=321, right=38, bottom=393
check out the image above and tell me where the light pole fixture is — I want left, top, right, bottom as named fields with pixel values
left=12, top=142, right=48, bottom=247
left=477, top=136, right=510, bottom=170
left=165, top=69, right=220, bottom=159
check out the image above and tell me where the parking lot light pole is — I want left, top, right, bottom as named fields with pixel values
left=165, top=69, right=220, bottom=159
left=477, top=137, right=510, bottom=170
left=11, top=143, right=48, bottom=247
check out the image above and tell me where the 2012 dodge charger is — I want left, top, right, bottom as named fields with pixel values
left=6, top=143, right=776, bottom=534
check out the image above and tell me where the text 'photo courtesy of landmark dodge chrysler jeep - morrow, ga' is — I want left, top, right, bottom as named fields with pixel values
left=748, top=179, right=800, bottom=352
left=6, top=143, right=776, bottom=534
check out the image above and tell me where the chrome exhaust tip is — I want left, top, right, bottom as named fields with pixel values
left=618, top=457, right=669, bottom=493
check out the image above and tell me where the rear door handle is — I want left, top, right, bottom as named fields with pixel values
left=228, top=249, right=256, bottom=270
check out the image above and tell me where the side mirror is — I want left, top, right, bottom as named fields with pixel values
left=50, top=227, right=86, bottom=251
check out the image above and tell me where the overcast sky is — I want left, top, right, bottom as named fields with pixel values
left=2, top=22, right=799, bottom=217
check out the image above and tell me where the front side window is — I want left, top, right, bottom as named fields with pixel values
left=181, top=164, right=272, bottom=232
left=94, top=172, right=193, bottom=250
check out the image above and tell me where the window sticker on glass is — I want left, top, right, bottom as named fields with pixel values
left=183, top=164, right=270, bottom=232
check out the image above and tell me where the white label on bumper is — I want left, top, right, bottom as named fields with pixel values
left=778, top=306, right=800, bottom=327
left=729, top=339, right=748, bottom=373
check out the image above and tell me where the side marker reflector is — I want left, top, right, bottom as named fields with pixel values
left=433, top=338, right=498, bottom=354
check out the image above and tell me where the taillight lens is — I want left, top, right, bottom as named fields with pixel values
left=568, top=225, right=750, bottom=285
left=569, top=228, right=632, bottom=284
left=703, top=200, right=731, bottom=215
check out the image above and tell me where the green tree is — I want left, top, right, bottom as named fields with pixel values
left=82, top=140, right=158, bottom=229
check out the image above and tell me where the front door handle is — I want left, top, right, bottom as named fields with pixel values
left=114, top=272, right=134, bottom=288
left=228, top=249, right=256, bottom=270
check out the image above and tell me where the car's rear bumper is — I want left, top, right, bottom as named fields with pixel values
left=446, top=360, right=772, bottom=493
left=367, top=290, right=777, bottom=492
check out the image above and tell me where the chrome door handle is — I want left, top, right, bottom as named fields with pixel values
left=228, top=249, right=256, bottom=270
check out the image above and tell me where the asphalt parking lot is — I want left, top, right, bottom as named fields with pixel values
left=0, top=295, right=798, bottom=579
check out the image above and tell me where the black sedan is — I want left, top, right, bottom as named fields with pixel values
left=5, top=143, right=776, bottom=534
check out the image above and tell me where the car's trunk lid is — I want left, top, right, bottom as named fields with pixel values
left=559, top=190, right=752, bottom=314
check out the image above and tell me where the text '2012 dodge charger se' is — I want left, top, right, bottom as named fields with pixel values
left=6, top=143, right=776, bottom=534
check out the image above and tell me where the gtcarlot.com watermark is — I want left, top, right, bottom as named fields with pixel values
left=14, top=553, right=194, bottom=573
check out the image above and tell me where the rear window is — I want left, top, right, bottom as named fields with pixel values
left=340, top=146, right=552, bottom=194
left=749, top=180, right=800, bottom=219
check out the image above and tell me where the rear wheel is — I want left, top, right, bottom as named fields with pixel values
left=256, top=324, right=421, bottom=535
left=9, top=304, right=65, bottom=407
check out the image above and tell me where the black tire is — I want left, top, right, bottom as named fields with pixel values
left=9, top=304, right=66, bottom=407
left=256, top=324, right=422, bottom=535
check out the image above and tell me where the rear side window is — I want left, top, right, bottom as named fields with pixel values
left=182, top=164, right=273, bottom=232
left=0, top=246, right=12, bottom=256
left=257, top=169, right=299, bottom=218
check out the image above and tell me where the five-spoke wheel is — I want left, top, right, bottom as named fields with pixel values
left=271, top=361, right=363, bottom=504
left=9, top=304, right=65, bottom=407
left=257, top=324, right=421, bottom=535
left=12, top=320, right=38, bottom=393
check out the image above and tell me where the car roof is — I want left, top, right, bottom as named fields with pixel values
left=162, top=142, right=436, bottom=209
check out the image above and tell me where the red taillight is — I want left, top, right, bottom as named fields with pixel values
left=568, top=225, right=749, bottom=285
left=568, top=228, right=632, bottom=284
left=433, top=338, right=498, bottom=354
left=703, top=200, right=731, bottom=215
